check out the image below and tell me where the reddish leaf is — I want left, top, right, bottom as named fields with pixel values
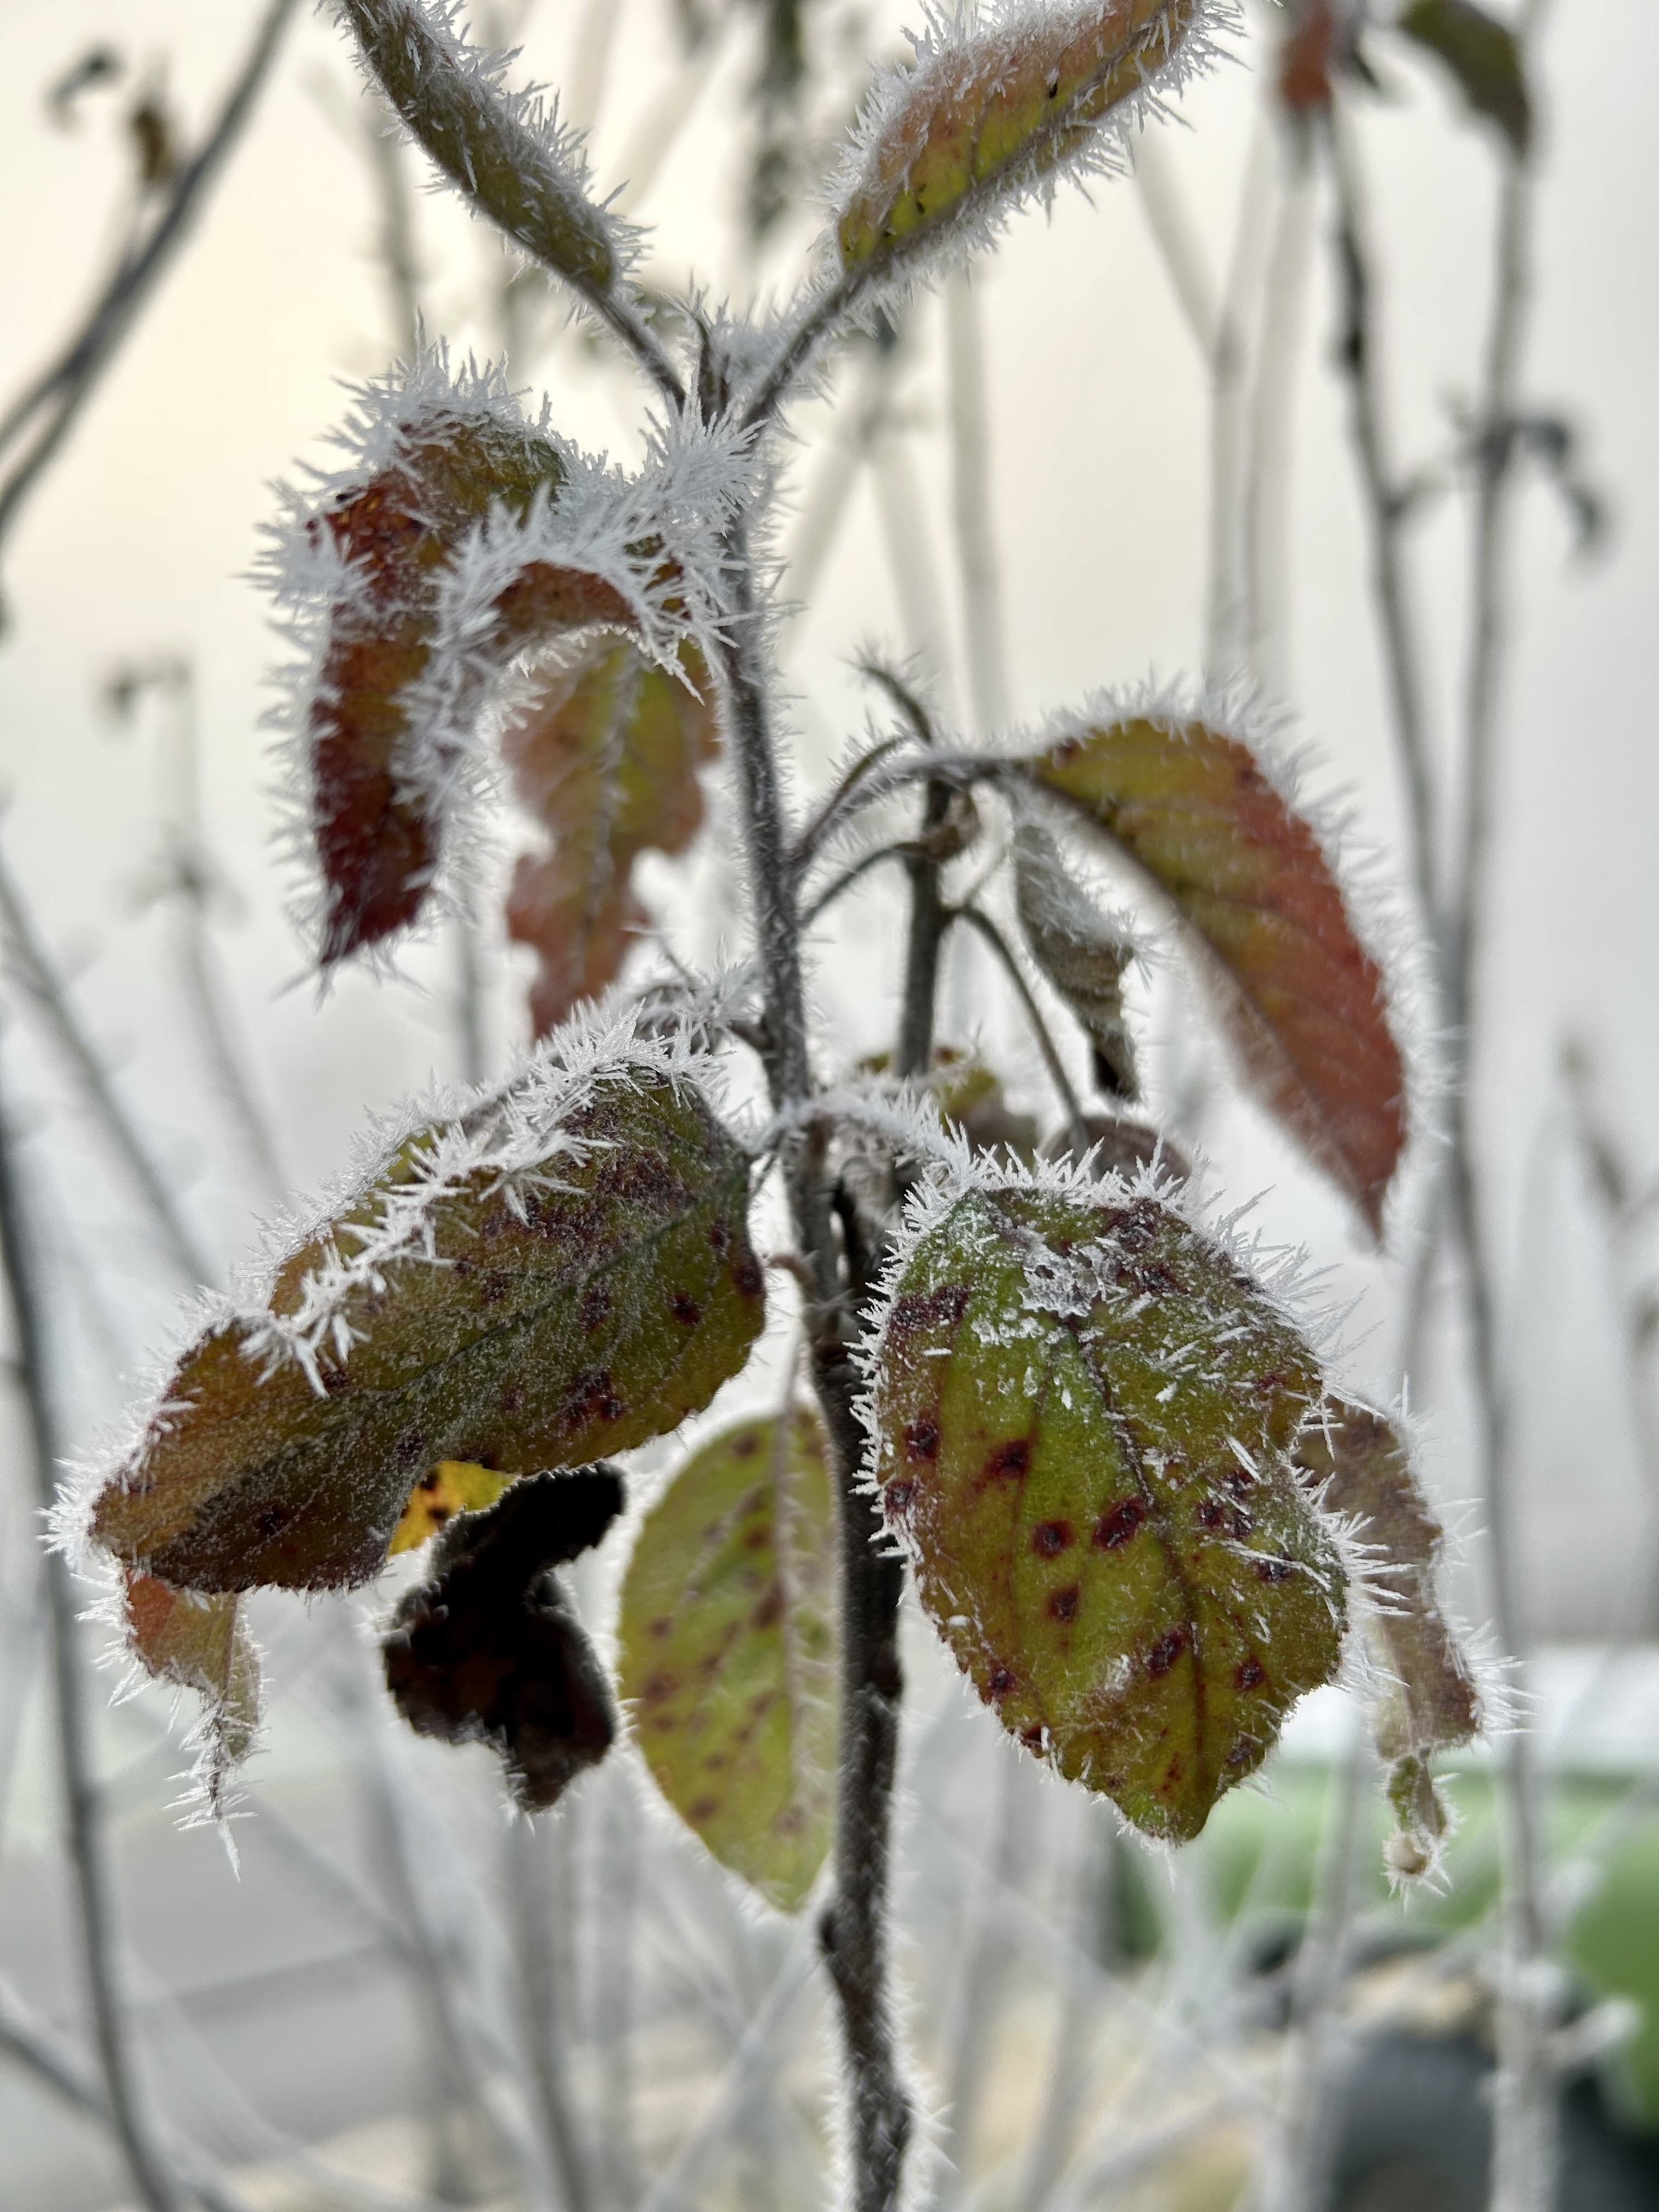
left=123, top=1570, right=259, bottom=1813
left=383, top=1466, right=623, bottom=1810
left=1025, top=715, right=1406, bottom=1233
left=504, top=636, right=719, bottom=1037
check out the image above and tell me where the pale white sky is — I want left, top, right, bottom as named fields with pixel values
left=0, top=0, right=1655, bottom=1636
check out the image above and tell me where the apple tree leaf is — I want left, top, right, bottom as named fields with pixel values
left=87, top=1031, right=765, bottom=1596
left=865, top=1173, right=1347, bottom=1842
left=1296, top=1401, right=1480, bottom=1879
left=618, top=1409, right=837, bottom=1912
left=384, top=1465, right=624, bottom=1810
left=1397, top=0, right=1530, bottom=156
left=1022, top=710, right=1406, bottom=1233
left=505, top=635, right=720, bottom=1039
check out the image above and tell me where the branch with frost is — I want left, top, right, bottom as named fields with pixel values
left=335, top=0, right=686, bottom=407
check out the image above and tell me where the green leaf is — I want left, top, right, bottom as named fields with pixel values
left=505, top=637, right=719, bottom=1039
left=836, top=0, right=1204, bottom=277
left=1023, top=712, right=1406, bottom=1234
left=1013, top=822, right=1140, bottom=1102
left=618, top=1410, right=838, bottom=1911
left=90, top=1047, right=765, bottom=1594
left=1295, top=1401, right=1479, bottom=1878
left=867, top=1178, right=1347, bottom=1842
left=1397, top=0, right=1531, bottom=157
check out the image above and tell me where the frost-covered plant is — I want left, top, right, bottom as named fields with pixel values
left=68, top=5, right=1482, bottom=2206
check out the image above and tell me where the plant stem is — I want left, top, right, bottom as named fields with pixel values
left=716, top=523, right=913, bottom=2212
left=0, top=1070, right=184, bottom=2212
left=949, top=905, right=1090, bottom=1153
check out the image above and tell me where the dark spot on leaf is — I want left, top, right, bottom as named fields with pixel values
left=889, top=1284, right=970, bottom=1339
left=254, top=1503, right=289, bottom=1540
left=579, top=1280, right=610, bottom=1332
left=396, top=1430, right=426, bottom=1471
left=1226, top=1736, right=1257, bottom=1770
left=983, top=1439, right=1030, bottom=1482
left=1256, top=1557, right=1294, bottom=1583
left=1094, top=1497, right=1145, bottom=1549
left=688, top=1796, right=719, bottom=1822
left=988, top=1666, right=1015, bottom=1698
left=885, top=1479, right=916, bottom=1514
left=1032, top=1520, right=1074, bottom=1556
left=731, top=1430, right=760, bottom=1459
left=733, top=1254, right=763, bottom=1298
left=1147, top=1628, right=1186, bottom=1678
left=709, top=1221, right=731, bottom=1255
left=1048, top=1585, right=1080, bottom=1622
left=1197, top=1498, right=1224, bottom=1529
left=670, top=1292, right=702, bottom=1327
left=1235, top=1657, right=1266, bottom=1691
left=903, top=1418, right=940, bottom=1462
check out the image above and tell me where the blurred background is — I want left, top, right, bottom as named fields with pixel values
left=0, top=2, right=1656, bottom=2208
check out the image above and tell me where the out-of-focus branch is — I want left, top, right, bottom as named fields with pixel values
left=0, top=0, right=300, bottom=572
left=0, top=1068, right=187, bottom=2212
left=945, top=274, right=1009, bottom=736
left=0, top=844, right=213, bottom=1286
left=949, top=904, right=1090, bottom=1154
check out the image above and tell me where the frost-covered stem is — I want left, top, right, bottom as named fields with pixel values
left=950, top=905, right=1090, bottom=1154
left=0, top=0, right=298, bottom=566
left=717, top=520, right=912, bottom=2212
left=945, top=275, right=1010, bottom=735
left=1325, top=114, right=1439, bottom=944
left=1260, top=1729, right=1370, bottom=2212
left=896, top=776, right=955, bottom=1081
left=1242, top=128, right=1315, bottom=693
left=1449, top=20, right=1555, bottom=2201
left=0, top=849, right=212, bottom=1285
left=0, top=1084, right=184, bottom=2212
left=742, top=269, right=868, bottom=431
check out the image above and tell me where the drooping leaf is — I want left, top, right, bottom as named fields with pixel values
left=867, top=1176, right=1347, bottom=1842
left=836, top=0, right=1206, bottom=280
left=1397, top=0, right=1530, bottom=157
left=1277, top=0, right=1339, bottom=115
left=618, top=1409, right=838, bottom=1911
left=1013, top=822, right=1140, bottom=1102
left=122, top=1571, right=260, bottom=1815
left=383, top=1466, right=623, bottom=1810
left=89, top=1040, right=765, bottom=1594
left=505, top=635, right=720, bottom=1038
left=1296, top=1401, right=1479, bottom=1878
left=390, top=1459, right=515, bottom=1555
left=1023, top=712, right=1405, bottom=1233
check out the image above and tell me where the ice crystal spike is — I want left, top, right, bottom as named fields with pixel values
left=88, top=1041, right=764, bottom=1594
left=834, top=0, right=1211, bottom=284
left=1013, top=821, right=1141, bottom=1102
left=505, top=636, right=719, bottom=1038
left=1296, top=1401, right=1480, bottom=1881
left=383, top=1466, right=624, bottom=1811
left=338, top=0, right=626, bottom=291
left=866, top=1179, right=1347, bottom=1841
left=1024, top=707, right=1405, bottom=1233
left=618, top=1409, right=838, bottom=1912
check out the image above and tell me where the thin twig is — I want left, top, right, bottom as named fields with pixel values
left=0, top=1068, right=185, bottom=2212
left=948, top=905, right=1090, bottom=1153
left=945, top=273, right=1010, bottom=735
left=0, top=844, right=213, bottom=1286
left=0, top=0, right=300, bottom=565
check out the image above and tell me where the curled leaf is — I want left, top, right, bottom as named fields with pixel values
left=836, top=0, right=1207, bottom=281
left=1013, top=821, right=1140, bottom=1101
left=618, top=1410, right=838, bottom=1910
left=338, top=0, right=625, bottom=290
left=1397, top=0, right=1530, bottom=157
left=383, top=1466, right=623, bottom=1810
left=123, top=1571, right=260, bottom=1816
left=1296, top=1401, right=1479, bottom=1878
left=867, top=1176, right=1347, bottom=1841
left=505, top=636, right=719, bottom=1037
left=88, top=1033, right=765, bottom=1594
left=1023, top=710, right=1405, bottom=1233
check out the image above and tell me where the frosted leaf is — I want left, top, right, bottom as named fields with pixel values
left=865, top=1174, right=1347, bottom=1841
left=1013, top=821, right=1141, bottom=1102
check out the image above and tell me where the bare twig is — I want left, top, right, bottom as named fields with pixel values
left=0, top=1068, right=186, bottom=2212
left=0, top=0, right=300, bottom=567
left=945, top=274, right=1010, bottom=735
left=0, top=844, right=213, bottom=1286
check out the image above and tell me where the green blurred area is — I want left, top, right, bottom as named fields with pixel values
left=1113, top=1762, right=1659, bottom=2132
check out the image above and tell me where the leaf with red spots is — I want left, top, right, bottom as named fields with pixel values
left=122, top=1571, right=259, bottom=1816
left=88, top=1049, right=765, bottom=1598
left=617, top=1410, right=837, bottom=1911
left=1296, top=1401, right=1479, bottom=1879
left=1022, top=713, right=1405, bottom=1233
left=867, top=1179, right=1347, bottom=1842
left=383, top=1466, right=623, bottom=1812
left=505, top=636, right=719, bottom=1039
